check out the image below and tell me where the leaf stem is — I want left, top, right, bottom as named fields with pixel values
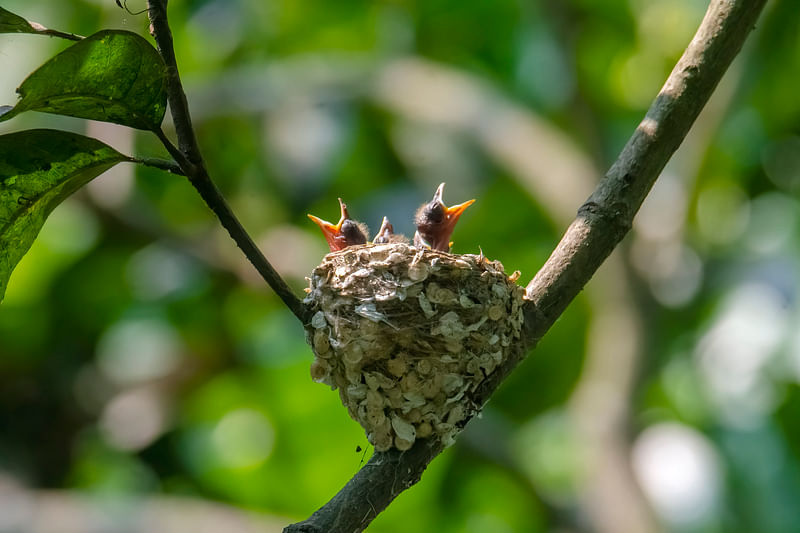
left=131, top=156, right=184, bottom=175
left=34, top=27, right=83, bottom=41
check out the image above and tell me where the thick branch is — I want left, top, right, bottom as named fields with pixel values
left=284, top=1, right=767, bottom=531
left=525, top=0, right=767, bottom=319
left=145, top=0, right=309, bottom=324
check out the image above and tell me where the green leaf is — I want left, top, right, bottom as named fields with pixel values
left=0, top=6, right=35, bottom=33
left=0, top=129, right=130, bottom=302
left=0, top=7, right=82, bottom=40
left=0, top=29, right=167, bottom=130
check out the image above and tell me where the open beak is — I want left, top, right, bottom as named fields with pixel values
left=437, top=182, right=475, bottom=231
left=373, top=216, right=393, bottom=244
left=307, top=213, right=342, bottom=251
left=308, top=198, right=350, bottom=251
left=378, top=216, right=392, bottom=235
left=443, top=198, right=475, bottom=224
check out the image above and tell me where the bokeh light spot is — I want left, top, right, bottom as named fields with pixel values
left=211, top=408, right=275, bottom=469
left=97, top=317, right=183, bottom=385
left=696, top=182, right=750, bottom=245
left=632, top=422, right=721, bottom=526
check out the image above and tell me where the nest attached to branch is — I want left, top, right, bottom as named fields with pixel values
left=304, top=243, right=525, bottom=451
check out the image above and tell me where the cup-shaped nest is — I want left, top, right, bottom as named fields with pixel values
left=304, top=243, right=525, bottom=451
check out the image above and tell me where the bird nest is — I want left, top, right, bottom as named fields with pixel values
left=304, top=243, right=525, bottom=451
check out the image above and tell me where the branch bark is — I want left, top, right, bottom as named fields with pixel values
left=285, top=0, right=767, bottom=530
left=145, top=0, right=309, bottom=324
left=525, top=0, right=767, bottom=317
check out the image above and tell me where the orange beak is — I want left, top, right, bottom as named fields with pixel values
left=436, top=183, right=475, bottom=235
left=414, top=182, right=476, bottom=251
left=308, top=198, right=350, bottom=251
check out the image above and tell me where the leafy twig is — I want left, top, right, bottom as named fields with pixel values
left=145, top=0, right=309, bottom=323
left=283, top=0, right=768, bottom=531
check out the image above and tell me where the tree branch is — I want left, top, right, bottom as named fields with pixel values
left=145, top=0, right=309, bottom=324
left=145, top=0, right=201, bottom=164
left=284, top=0, right=767, bottom=531
left=525, top=0, right=767, bottom=318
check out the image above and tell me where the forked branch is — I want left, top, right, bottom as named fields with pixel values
left=284, top=1, right=767, bottom=531
left=145, top=0, right=309, bottom=323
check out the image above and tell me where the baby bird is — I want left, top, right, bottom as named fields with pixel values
left=413, top=183, right=475, bottom=252
left=308, top=198, right=369, bottom=252
left=373, top=216, right=408, bottom=244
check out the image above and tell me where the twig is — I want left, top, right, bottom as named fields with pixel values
left=284, top=1, right=767, bottom=531
left=145, top=1, right=202, bottom=163
left=145, top=0, right=309, bottom=324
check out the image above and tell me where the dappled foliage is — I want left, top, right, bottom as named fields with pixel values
left=1, top=0, right=799, bottom=531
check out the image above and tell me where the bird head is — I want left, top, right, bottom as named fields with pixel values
left=414, top=183, right=475, bottom=251
left=308, top=198, right=368, bottom=252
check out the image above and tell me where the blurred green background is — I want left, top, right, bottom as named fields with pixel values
left=1, top=0, right=799, bottom=532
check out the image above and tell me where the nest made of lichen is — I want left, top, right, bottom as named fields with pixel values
left=304, top=243, right=525, bottom=451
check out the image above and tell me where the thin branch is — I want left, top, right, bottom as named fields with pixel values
left=284, top=0, right=767, bottom=531
left=189, top=161, right=310, bottom=322
left=145, top=0, right=202, bottom=164
left=153, top=127, right=188, bottom=167
left=145, top=0, right=309, bottom=324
